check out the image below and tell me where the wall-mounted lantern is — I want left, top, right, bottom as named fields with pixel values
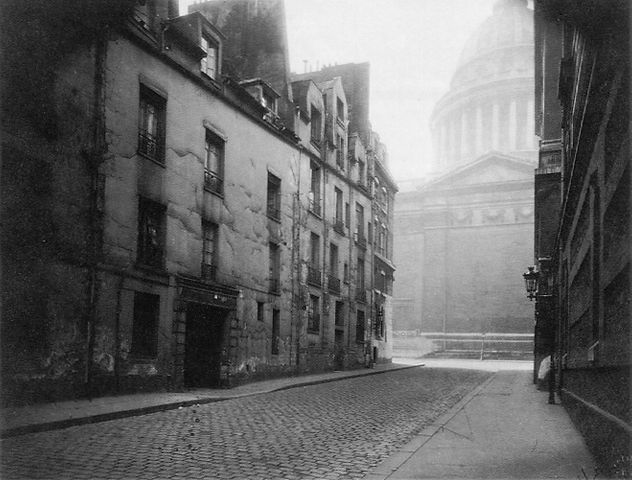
left=523, top=266, right=540, bottom=301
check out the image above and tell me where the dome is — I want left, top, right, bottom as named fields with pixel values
left=457, top=0, right=533, bottom=71
left=429, top=0, right=537, bottom=172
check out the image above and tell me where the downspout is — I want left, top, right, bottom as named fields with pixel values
left=85, top=26, right=108, bottom=397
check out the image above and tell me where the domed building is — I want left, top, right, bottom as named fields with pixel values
left=431, top=0, right=537, bottom=171
left=393, top=0, right=536, bottom=357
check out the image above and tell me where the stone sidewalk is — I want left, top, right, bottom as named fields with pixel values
left=364, top=369, right=596, bottom=480
left=1, top=362, right=422, bottom=438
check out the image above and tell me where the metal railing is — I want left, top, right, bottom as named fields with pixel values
left=269, top=277, right=280, bottom=294
left=138, top=131, right=162, bottom=162
left=333, top=219, right=345, bottom=235
left=309, top=198, right=322, bottom=216
left=355, top=288, right=366, bottom=303
left=307, top=266, right=322, bottom=287
left=204, top=170, right=223, bottom=195
left=328, top=274, right=341, bottom=294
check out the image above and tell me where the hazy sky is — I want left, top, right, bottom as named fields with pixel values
left=180, top=0, right=497, bottom=181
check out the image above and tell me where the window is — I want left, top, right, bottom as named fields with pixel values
left=308, top=233, right=321, bottom=286
left=267, top=173, right=281, bottom=221
left=272, top=309, right=280, bottom=354
left=261, top=90, right=277, bottom=113
left=257, top=301, right=265, bottom=322
left=356, top=257, right=365, bottom=302
left=336, top=97, right=345, bottom=122
left=356, top=310, right=365, bottom=344
left=345, top=202, right=350, bottom=228
left=309, top=164, right=321, bottom=215
left=329, top=243, right=339, bottom=276
left=269, top=243, right=280, bottom=293
left=204, top=130, right=224, bottom=195
left=336, top=134, right=345, bottom=169
left=202, top=222, right=218, bottom=280
left=329, top=243, right=340, bottom=293
left=334, top=188, right=343, bottom=230
left=343, top=262, right=349, bottom=283
left=310, top=106, right=322, bottom=145
left=308, top=295, right=320, bottom=333
left=200, top=35, right=218, bottom=80
left=355, top=203, right=365, bottom=243
left=138, top=85, right=166, bottom=163
left=131, top=292, right=159, bottom=358
left=335, top=301, right=345, bottom=327
left=137, top=198, right=165, bottom=268
left=358, top=160, right=365, bottom=186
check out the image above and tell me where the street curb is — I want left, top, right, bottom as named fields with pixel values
left=364, top=371, right=498, bottom=480
left=1, top=364, right=422, bottom=439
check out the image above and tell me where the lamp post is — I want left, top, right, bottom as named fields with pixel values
left=523, top=262, right=556, bottom=404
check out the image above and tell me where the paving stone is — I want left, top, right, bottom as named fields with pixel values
left=0, top=368, right=489, bottom=480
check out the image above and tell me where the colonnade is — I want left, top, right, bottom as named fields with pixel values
left=433, top=95, right=536, bottom=169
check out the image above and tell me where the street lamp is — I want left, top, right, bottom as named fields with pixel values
left=522, top=266, right=540, bottom=301
left=522, top=262, right=556, bottom=405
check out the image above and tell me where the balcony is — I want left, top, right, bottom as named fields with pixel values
left=267, top=205, right=281, bottom=222
left=328, top=274, right=341, bottom=294
left=354, top=232, right=367, bottom=249
left=307, top=266, right=322, bottom=287
left=309, top=198, right=322, bottom=216
left=204, top=170, right=223, bottom=195
left=333, top=219, right=345, bottom=235
left=269, top=277, right=280, bottom=294
left=138, top=131, right=163, bottom=163
left=355, top=288, right=366, bottom=303
left=201, top=263, right=217, bottom=281
left=308, top=314, right=321, bottom=333
left=356, top=180, right=369, bottom=195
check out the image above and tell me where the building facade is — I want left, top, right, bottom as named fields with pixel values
left=1, top=0, right=394, bottom=405
left=534, top=0, right=630, bottom=475
left=393, top=0, right=535, bottom=357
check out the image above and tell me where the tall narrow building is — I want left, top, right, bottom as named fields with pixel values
left=393, top=0, right=536, bottom=356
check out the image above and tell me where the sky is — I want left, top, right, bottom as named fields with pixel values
left=180, top=0, right=497, bottom=181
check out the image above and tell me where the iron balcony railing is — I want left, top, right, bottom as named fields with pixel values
left=267, top=205, right=281, bottom=221
left=328, top=274, right=341, bottom=294
left=355, top=288, right=366, bottom=303
left=138, top=131, right=163, bottom=162
left=308, top=314, right=321, bottom=333
left=307, top=266, right=322, bottom=287
left=309, top=198, right=322, bottom=216
left=204, top=170, right=224, bottom=195
left=354, top=232, right=367, bottom=248
left=333, top=219, right=345, bottom=235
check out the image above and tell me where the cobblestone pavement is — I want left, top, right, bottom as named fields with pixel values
left=1, top=368, right=490, bottom=480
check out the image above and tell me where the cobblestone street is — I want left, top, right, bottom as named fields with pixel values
left=1, top=368, right=490, bottom=479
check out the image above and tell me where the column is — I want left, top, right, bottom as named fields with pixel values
left=509, top=99, right=517, bottom=150
left=451, top=117, right=458, bottom=166
left=491, top=102, right=500, bottom=150
left=460, top=111, right=468, bottom=161
left=475, top=105, right=483, bottom=156
left=526, top=98, right=535, bottom=148
left=440, top=122, right=447, bottom=168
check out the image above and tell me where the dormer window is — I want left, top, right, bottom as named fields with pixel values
left=261, top=90, right=277, bottom=113
left=337, top=97, right=345, bottom=123
left=201, top=35, right=218, bottom=79
left=310, top=106, right=322, bottom=145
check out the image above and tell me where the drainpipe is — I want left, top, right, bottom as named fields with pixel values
left=85, top=27, right=108, bottom=397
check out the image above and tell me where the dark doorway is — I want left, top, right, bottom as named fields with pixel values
left=184, top=303, right=228, bottom=388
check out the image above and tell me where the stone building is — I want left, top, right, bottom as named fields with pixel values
left=292, top=63, right=398, bottom=363
left=393, top=0, right=536, bottom=357
left=1, top=0, right=392, bottom=405
left=534, top=0, right=630, bottom=475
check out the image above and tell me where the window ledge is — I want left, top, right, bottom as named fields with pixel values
left=135, top=262, right=169, bottom=277
left=137, top=151, right=166, bottom=168
left=203, top=185, right=225, bottom=198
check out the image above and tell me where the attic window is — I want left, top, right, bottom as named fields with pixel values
left=261, top=90, right=277, bottom=113
left=201, top=35, right=218, bottom=80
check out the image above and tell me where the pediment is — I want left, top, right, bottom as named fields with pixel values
left=424, top=153, right=536, bottom=190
